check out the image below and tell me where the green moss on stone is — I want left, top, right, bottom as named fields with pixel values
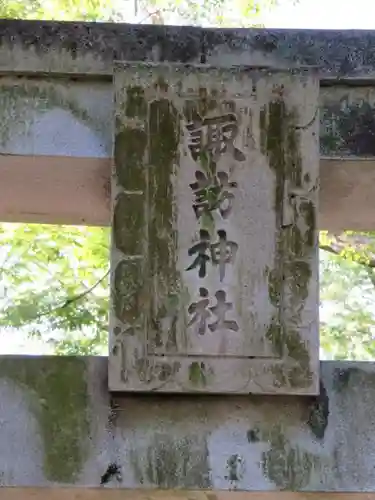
left=125, top=86, right=147, bottom=118
left=260, top=97, right=314, bottom=387
left=130, top=434, right=211, bottom=488
left=0, top=81, right=107, bottom=148
left=260, top=100, right=287, bottom=357
left=132, top=352, right=180, bottom=384
left=282, top=261, right=312, bottom=312
left=262, top=99, right=286, bottom=208
left=269, top=326, right=313, bottom=388
left=270, top=364, right=288, bottom=387
left=114, top=128, right=147, bottom=191
left=189, top=361, right=208, bottom=386
left=285, top=116, right=302, bottom=186
left=0, top=356, right=89, bottom=483
left=261, top=424, right=319, bottom=490
left=148, top=98, right=182, bottom=352
left=285, top=336, right=313, bottom=388
left=113, top=192, right=144, bottom=255
left=266, top=323, right=283, bottom=357
left=113, top=259, right=143, bottom=324
left=286, top=329, right=310, bottom=365
left=268, top=268, right=281, bottom=307
left=260, top=100, right=285, bottom=310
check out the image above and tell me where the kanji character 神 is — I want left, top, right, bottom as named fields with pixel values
left=186, top=229, right=211, bottom=278
left=210, top=230, right=238, bottom=282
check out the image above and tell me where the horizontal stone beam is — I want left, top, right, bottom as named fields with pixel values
left=1, top=24, right=375, bottom=230
left=1, top=77, right=375, bottom=159
left=0, top=489, right=371, bottom=499
left=0, top=355, right=373, bottom=489
left=1, top=20, right=375, bottom=80
left=0, top=155, right=370, bottom=231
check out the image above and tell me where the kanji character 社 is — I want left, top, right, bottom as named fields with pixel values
left=208, top=290, right=239, bottom=333
left=187, top=287, right=211, bottom=335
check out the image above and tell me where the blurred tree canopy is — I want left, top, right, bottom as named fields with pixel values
left=0, top=0, right=280, bottom=25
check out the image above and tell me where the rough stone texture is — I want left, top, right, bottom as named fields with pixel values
left=1, top=76, right=375, bottom=159
left=0, top=76, right=111, bottom=157
left=1, top=20, right=375, bottom=80
left=320, top=86, right=375, bottom=157
left=0, top=355, right=375, bottom=491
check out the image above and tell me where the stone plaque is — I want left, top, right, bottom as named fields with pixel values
left=109, top=62, right=320, bottom=395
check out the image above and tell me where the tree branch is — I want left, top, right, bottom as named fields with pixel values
left=31, top=268, right=110, bottom=323
left=320, top=243, right=375, bottom=288
left=320, top=244, right=375, bottom=269
left=60, top=269, right=109, bottom=308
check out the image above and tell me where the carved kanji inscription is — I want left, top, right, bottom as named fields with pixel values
left=190, top=170, right=237, bottom=220
left=110, top=63, right=320, bottom=395
left=186, top=112, right=246, bottom=163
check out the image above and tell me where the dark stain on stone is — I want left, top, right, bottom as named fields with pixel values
left=253, top=33, right=278, bottom=52
left=158, top=361, right=181, bottom=382
left=299, top=199, right=316, bottom=248
left=333, top=367, right=360, bottom=392
left=226, top=454, right=241, bottom=481
left=307, top=379, right=329, bottom=440
left=247, top=428, right=261, bottom=443
left=321, top=100, right=375, bottom=156
left=100, top=463, right=122, bottom=485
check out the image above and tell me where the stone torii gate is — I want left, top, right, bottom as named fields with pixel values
left=0, top=18, right=374, bottom=498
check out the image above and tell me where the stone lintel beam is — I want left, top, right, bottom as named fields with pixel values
left=0, top=20, right=375, bottom=80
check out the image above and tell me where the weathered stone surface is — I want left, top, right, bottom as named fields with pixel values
left=0, top=77, right=375, bottom=234
left=320, top=86, right=375, bottom=157
left=0, top=76, right=375, bottom=161
left=0, top=77, right=111, bottom=157
left=0, top=356, right=90, bottom=484
left=0, top=355, right=374, bottom=491
left=2, top=20, right=375, bottom=80
left=109, top=62, right=320, bottom=395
